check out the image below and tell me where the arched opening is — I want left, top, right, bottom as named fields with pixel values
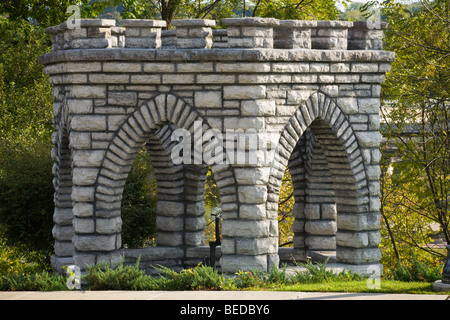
left=71, top=94, right=237, bottom=273
left=120, top=146, right=157, bottom=249
left=271, top=91, right=373, bottom=266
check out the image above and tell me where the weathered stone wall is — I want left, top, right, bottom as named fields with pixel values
left=40, top=17, right=394, bottom=275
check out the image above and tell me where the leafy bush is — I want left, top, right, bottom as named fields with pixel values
left=154, top=265, right=233, bottom=291
left=0, top=16, right=54, bottom=254
left=120, top=149, right=158, bottom=248
left=84, top=259, right=159, bottom=290
left=234, top=265, right=289, bottom=288
left=0, top=234, right=51, bottom=276
left=390, top=253, right=443, bottom=283
left=0, top=272, right=66, bottom=291
left=289, top=258, right=363, bottom=283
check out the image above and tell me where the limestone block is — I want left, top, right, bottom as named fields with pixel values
left=305, top=220, right=337, bottom=235
left=73, top=203, right=94, bottom=217
left=236, top=238, right=277, bottom=255
left=358, top=98, right=381, bottom=113
left=355, top=131, right=382, bottom=148
left=304, top=203, right=320, bottom=220
left=157, top=232, right=184, bottom=247
left=72, top=168, right=99, bottom=186
left=54, top=241, right=74, bottom=257
left=194, top=91, right=222, bottom=108
left=305, top=236, right=336, bottom=250
left=238, top=185, right=268, bottom=204
left=220, top=254, right=268, bottom=272
left=96, top=217, right=122, bottom=234
left=157, top=216, right=184, bottom=232
left=73, top=217, right=95, bottom=233
left=157, top=201, right=184, bottom=216
left=321, top=203, right=337, bottom=219
left=241, top=100, right=276, bottom=116
left=185, top=217, right=206, bottom=231
left=74, top=234, right=117, bottom=251
left=337, top=212, right=380, bottom=232
left=293, top=203, right=305, bottom=219
left=184, top=231, right=205, bottom=246
left=337, top=97, right=358, bottom=114
left=53, top=208, right=74, bottom=225
left=234, top=167, right=270, bottom=185
left=223, top=85, right=266, bottom=100
left=222, top=219, right=270, bottom=238
left=239, top=204, right=266, bottom=220
left=52, top=224, right=74, bottom=241
left=336, top=231, right=369, bottom=248
left=337, top=247, right=381, bottom=264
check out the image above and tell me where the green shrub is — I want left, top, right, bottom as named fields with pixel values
left=390, top=252, right=443, bottom=282
left=120, top=149, right=158, bottom=248
left=234, top=265, right=289, bottom=289
left=154, top=264, right=233, bottom=290
left=0, top=16, right=54, bottom=254
left=0, top=272, right=67, bottom=291
left=289, top=258, right=363, bottom=284
left=0, top=138, right=54, bottom=253
left=84, top=259, right=159, bottom=290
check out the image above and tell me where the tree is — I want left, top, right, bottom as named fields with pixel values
left=0, top=0, right=114, bottom=27
left=379, top=0, right=450, bottom=270
left=252, top=0, right=342, bottom=20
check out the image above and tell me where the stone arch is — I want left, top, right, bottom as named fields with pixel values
left=269, top=91, right=377, bottom=265
left=72, top=93, right=237, bottom=269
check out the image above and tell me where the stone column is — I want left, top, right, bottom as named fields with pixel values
left=121, top=19, right=166, bottom=48
left=220, top=166, right=279, bottom=273
left=172, top=19, right=216, bottom=49
left=222, top=17, right=280, bottom=48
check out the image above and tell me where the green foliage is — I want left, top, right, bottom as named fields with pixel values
left=121, top=149, right=158, bottom=248
left=84, top=258, right=159, bottom=290
left=254, top=0, right=341, bottom=20
left=0, top=272, right=67, bottom=291
left=379, top=0, right=450, bottom=272
left=389, top=251, right=443, bottom=283
left=1, top=0, right=116, bottom=27
left=290, top=258, right=363, bottom=283
left=278, top=167, right=294, bottom=247
left=234, top=265, right=289, bottom=288
left=0, top=233, right=51, bottom=276
left=154, top=264, right=234, bottom=290
left=0, top=16, right=53, bottom=139
left=0, top=137, right=54, bottom=252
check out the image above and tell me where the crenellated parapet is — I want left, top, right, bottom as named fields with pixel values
left=44, top=17, right=388, bottom=51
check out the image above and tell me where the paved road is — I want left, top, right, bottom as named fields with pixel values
left=1, top=290, right=448, bottom=300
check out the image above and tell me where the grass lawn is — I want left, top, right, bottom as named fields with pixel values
left=263, top=280, right=446, bottom=295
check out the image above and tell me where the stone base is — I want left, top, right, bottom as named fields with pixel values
left=286, top=262, right=383, bottom=278
left=433, top=280, right=450, bottom=293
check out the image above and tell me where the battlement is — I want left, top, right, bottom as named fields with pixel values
left=46, top=18, right=387, bottom=51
